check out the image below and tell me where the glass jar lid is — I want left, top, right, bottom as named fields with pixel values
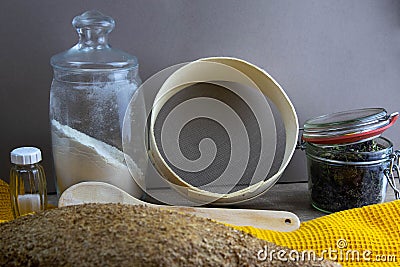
left=51, top=10, right=138, bottom=71
left=302, top=108, right=399, bottom=144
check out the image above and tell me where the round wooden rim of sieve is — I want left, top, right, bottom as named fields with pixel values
left=149, top=57, right=298, bottom=204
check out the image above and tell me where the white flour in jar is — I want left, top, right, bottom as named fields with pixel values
left=51, top=120, right=144, bottom=198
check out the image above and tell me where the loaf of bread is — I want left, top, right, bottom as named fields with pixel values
left=0, top=204, right=340, bottom=266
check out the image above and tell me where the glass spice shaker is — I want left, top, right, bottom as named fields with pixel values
left=9, top=147, right=47, bottom=218
left=302, top=108, right=399, bottom=213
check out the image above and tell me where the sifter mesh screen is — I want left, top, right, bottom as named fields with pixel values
left=153, top=82, right=285, bottom=194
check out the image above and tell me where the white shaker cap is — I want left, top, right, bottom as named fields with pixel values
left=10, top=147, right=42, bottom=165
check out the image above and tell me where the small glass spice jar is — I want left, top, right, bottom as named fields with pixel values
left=9, top=147, right=47, bottom=218
left=302, top=108, right=399, bottom=213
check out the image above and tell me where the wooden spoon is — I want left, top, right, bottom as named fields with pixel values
left=59, top=181, right=300, bottom=232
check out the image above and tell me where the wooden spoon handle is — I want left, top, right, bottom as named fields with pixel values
left=163, top=206, right=300, bottom=232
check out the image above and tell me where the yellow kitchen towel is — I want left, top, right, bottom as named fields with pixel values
left=232, top=200, right=400, bottom=266
left=0, top=179, right=13, bottom=223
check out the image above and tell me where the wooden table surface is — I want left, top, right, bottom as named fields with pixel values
left=233, top=182, right=396, bottom=221
left=49, top=182, right=397, bottom=223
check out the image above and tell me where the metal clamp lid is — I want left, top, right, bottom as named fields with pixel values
left=302, top=108, right=399, bottom=145
left=384, top=151, right=400, bottom=200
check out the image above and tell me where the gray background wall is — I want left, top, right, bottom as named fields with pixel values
left=1, top=0, right=399, bottom=193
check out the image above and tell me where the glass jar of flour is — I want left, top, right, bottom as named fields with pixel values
left=50, top=10, right=144, bottom=197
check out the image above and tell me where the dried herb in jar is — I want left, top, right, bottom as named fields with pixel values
left=306, top=138, right=392, bottom=213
